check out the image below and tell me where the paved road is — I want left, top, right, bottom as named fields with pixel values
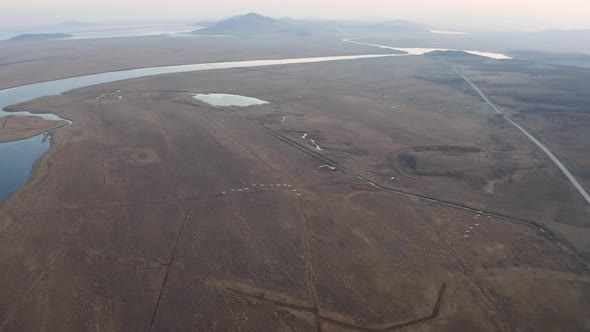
left=441, top=60, right=590, bottom=205
left=343, top=37, right=590, bottom=205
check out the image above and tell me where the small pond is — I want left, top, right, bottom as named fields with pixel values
left=193, top=93, right=269, bottom=107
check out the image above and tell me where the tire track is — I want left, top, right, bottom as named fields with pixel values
left=262, top=125, right=526, bottom=224
left=260, top=126, right=589, bottom=266
left=226, top=287, right=316, bottom=313
left=0, top=272, right=50, bottom=331
left=225, top=282, right=447, bottom=331
left=410, top=204, right=511, bottom=331
left=321, top=283, right=446, bottom=331
left=218, top=189, right=447, bottom=331
left=148, top=208, right=192, bottom=331
left=142, top=97, right=182, bottom=198
left=295, top=195, right=322, bottom=331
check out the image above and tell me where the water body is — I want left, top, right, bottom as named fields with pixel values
left=301, top=132, right=323, bottom=150
left=318, top=165, right=336, bottom=171
left=310, top=138, right=323, bottom=150
left=0, top=134, right=51, bottom=201
left=430, top=30, right=471, bottom=35
left=65, top=25, right=197, bottom=40
left=0, top=53, right=395, bottom=201
left=0, top=54, right=394, bottom=121
left=342, top=38, right=510, bottom=60
left=1, top=24, right=197, bottom=41
left=193, top=93, right=268, bottom=107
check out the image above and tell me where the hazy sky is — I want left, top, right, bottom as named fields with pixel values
left=2, top=0, right=589, bottom=30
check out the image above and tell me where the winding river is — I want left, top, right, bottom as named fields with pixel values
left=0, top=40, right=516, bottom=202
left=0, top=53, right=397, bottom=201
left=342, top=38, right=511, bottom=60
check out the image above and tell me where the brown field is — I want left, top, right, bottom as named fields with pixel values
left=1, top=46, right=589, bottom=331
left=0, top=115, right=67, bottom=142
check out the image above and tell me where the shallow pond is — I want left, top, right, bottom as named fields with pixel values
left=193, top=93, right=268, bottom=107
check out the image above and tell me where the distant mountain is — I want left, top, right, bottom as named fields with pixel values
left=508, top=50, right=590, bottom=68
left=279, top=18, right=429, bottom=34
left=529, top=29, right=590, bottom=45
left=190, top=13, right=313, bottom=36
left=192, top=20, right=218, bottom=28
left=534, top=29, right=590, bottom=38
left=190, top=13, right=430, bottom=36
left=7, top=33, right=72, bottom=42
left=364, top=19, right=429, bottom=32
left=54, top=20, right=94, bottom=28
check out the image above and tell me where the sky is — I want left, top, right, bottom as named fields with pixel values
left=1, top=0, right=589, bottom=30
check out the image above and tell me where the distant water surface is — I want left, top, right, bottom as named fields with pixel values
left=343, top=38, right=510, bottom=59
left=1, top=24, right=197, bottom=41
left=430, top=30, right=471, bottom=35
left=65, top=24, right=197, bottom=40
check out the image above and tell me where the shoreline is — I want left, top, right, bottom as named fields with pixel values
left=0, top=130, right=60, bottom=214
left=0, top=52, right=398, bottom=208
left=0, top=115, right=69, bottom=143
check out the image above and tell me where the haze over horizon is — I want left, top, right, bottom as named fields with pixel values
left=1, top=0, right=590, bottom=31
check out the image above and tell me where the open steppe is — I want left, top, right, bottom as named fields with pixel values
left=1, top=48, right=589, bottom=331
